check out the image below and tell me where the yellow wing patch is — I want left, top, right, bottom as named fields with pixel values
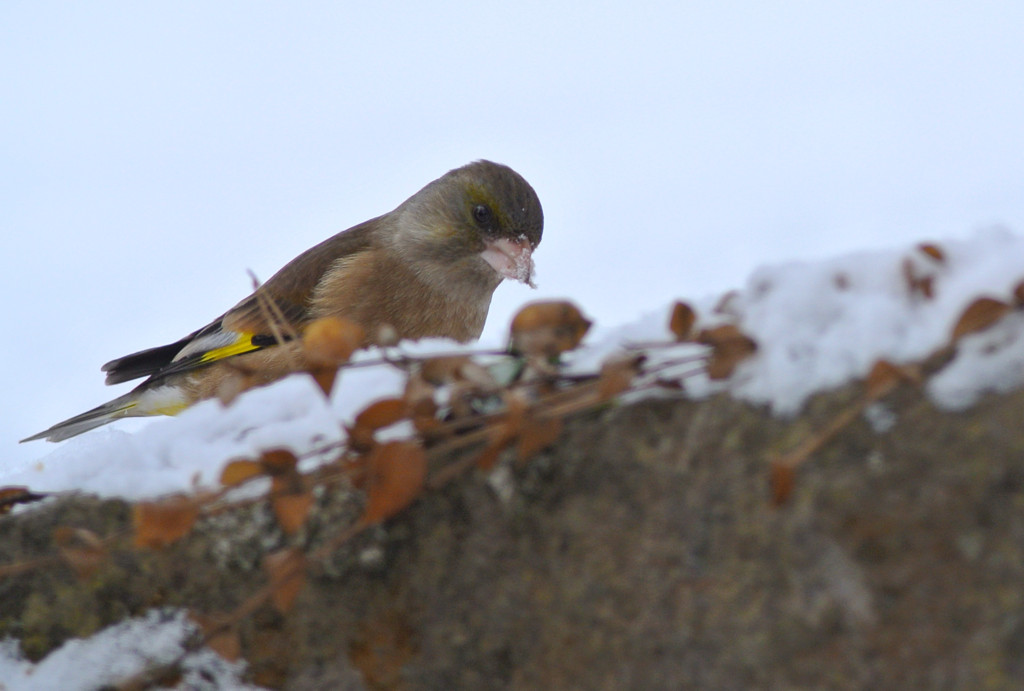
left=148, top=401, right=190, bottom=416
left=199, top=333, right=262, bottom=364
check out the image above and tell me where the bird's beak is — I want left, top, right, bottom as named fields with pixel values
left=481, top=237, right=536, bottom=287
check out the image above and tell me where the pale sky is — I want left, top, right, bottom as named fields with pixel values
left=4, top=2, right=1024, bottom=471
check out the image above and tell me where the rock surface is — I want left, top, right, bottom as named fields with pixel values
left=2, top=382, right=1023, bottom=689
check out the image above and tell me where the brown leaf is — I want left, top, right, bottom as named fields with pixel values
left=598, top=354, right=644, bottom=401
left=360, top=441, right=428, bottom=525
left=951, top=296, right=1011, bottom=341
left=53, top=526, right=107, bottom=580
left=302, top=316, right=366, bottom=367
left=474, top=391, right=529, bottom=470
left=668, top=301, right=696, bottom=341
left=309, top=367, right=339, bottom=397
left=263, top=548, right=307, bottom=614
left=474, top=439, right=507, bottom=471
left=918, top=242, right=946, bottom=263
left=271, top=491, right=314, bottom=535
left=219, top=459, right=265, bottom=487
left=502, top=390, right=529, bottom=435
left=901, top=257, right=934, bottom=299
left=770, top=461, right=796, bottom=506
left=404, top=374, right=441, bottom=437
left=516, top=416, right=564, bottom=461
left=302, top=316, right=366, bottom=395
left=509, top=301, right=592, bottom=357
left=133, top=496, right=199, bottom=549
left=206, top=628, right=242, bottom=663
left=865, top=359, right=904, bottom=400
left=190, top=612, right=242, bottom=662
left=697, top=325, right=758, bottom=380
left=420, top=356, right=498, bottom=392
left=1013, top=279, right=1024, bottom=308
left=420, top=355, right=473, bottom=384
left=260, top=448, right=299, bottom=475
left=901, top=245, right=944, bottom=300
left=351, top=398, right=409, bottom=450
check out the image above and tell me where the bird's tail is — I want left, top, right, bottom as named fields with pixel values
left=21, top=385, right=189, bottom=443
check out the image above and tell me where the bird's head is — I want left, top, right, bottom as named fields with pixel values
left=392, top=160, right=544, bottom=290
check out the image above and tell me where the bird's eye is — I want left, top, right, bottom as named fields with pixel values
left=472, top=204, right=493, bottom=226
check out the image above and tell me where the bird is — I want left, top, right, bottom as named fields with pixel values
left=23, top=160, right=543, bottom=442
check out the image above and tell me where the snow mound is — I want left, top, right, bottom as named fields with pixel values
left=5, top=229, right=1024, bottom=503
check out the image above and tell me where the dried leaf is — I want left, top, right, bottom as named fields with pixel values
left=502, top=390, right=529, bottom=436
left=474, top=439, right=507, bottom=471
left=509, top=301, right=592, bottom=357
left=457, top=360, right=500, bottom=388
left=302, top=316, right=365, bottom=367
left=208, top=630, right=242, bottom=663
left=471, top=392, right=528, bottom=471
left=190, top=612, right=242, bottom=662
left=951, top=296, right=1011, bottom=341
left=263, top=548, right=307, bottom=614
left=420, top=355, right=473, bottom=384
left=351, top=398, right=409, bottom=450
left=361, top=441, right=428, bottom=525
left=260, top=448, right=299, bottom=475
left=697, top=325, right=758, bottom=380
left=918, top=242, right=946, bottom=263
left=1013, top=279, right=1024, bottom=307
left=53, top=526, right=107, bottom=580
left=403, top=371, right=436, bottom=407
left=865, top=359, right=904, bottom=400
left=770, top=461, right=796, bottom=506
left=668, top=301, right=696, bottom=341
left=902, top=245, right=944, bottom=300
left=272, top=491, right=314, bottom=535
left=516, top=416, right=564, bottom=461
left=219, top=459, right=265, bottom=487
left=404, top=374, right=441, bottom=437
left=598, top=354, right=644, bottom=400
left=420, top=355, right=497, bottom=392
left=303, top=316, right=366, bottom=395
left=133, top=496, right=199, bottom=549
left=310, top=368, right=339, bottom=397
left=901, top=257, right=935, bottom=299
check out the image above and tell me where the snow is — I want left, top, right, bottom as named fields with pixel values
left=2, top=229, right=1024, bottom=688
left=928, top=310, right=1024, bottom=409
left=1, top=375, right=345, bottom=500
left=4, top=229, right=1024, bottom=503
left=0, top=610, right=258, bottom=691
left=572, top=227, right=1024, bottom=415
left=716, top=226, right=1024, bottom=413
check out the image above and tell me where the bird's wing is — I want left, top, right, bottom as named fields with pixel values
left=101, top=219, right=380, bottom=386
left=100, top=318, right=271, bottom=385
left=221, top=217, right=379, bottom=335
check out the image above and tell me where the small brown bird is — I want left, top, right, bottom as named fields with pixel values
left=24, top=160, right=543, bottom=442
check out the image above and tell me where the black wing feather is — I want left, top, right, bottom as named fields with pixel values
left=101, top=334, right=197, bottom=385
